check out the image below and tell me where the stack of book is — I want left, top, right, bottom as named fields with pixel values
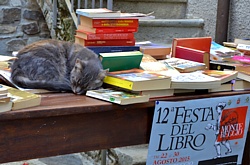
left=75, top=8, right=139, bottom=47
left=86, top=68, right=174, bottom=104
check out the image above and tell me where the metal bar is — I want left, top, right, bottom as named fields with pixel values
left=64, top=0, right=78, bottom=27
left=100, top=0, right=103, bottom=8
left=101, top=149, right=107, bottom=165
left=85, top=0, right=88, bottom=8
left=92, top=0, right=95, bottom=8
left=71, top=0, right=74, bottom=12
left=77, top=0, right=81, bottom=25
left=107, top=0, right=113, bottom=10
left=52, top=0, right=57, bottom=29
left=215, top=0, right=231, bottom=44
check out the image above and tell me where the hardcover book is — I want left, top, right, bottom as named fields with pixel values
left=87, top=45, right=140, bottom=54
left=103, top=69, right=171, bottom=91
left=76, top=8, right=121, bottom=18
left=162, top=57, right=206, bottom=73
left=77, top=25, right=138, bottom=34
left=86, top=88, right=149, bottom=105
left=75, top=35, right=135, bottom=46
left=174, top=46, right=210, bottom=69
left=99, top=51, right=143, bottom=72
left=79, top=15, right=139, bottom=28
left=76, top=30, right=134, bottom=40
left=171, top=36, right=212, bottom=58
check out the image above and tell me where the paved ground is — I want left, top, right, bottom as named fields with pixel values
left=0, top=145, right=148, bottom=165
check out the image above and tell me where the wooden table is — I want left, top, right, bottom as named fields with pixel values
left=0, top=90, right=249, bottom=164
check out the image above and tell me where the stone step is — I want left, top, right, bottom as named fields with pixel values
left=113, top=0, right=188, bottom=19
left=135, top=18, right=205, bottom=44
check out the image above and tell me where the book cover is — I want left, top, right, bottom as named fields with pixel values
left=170, top=71, right=222, bottom=89
left=76, top=30, right=134, bottom=40
left=202, top=70, right=238, bottom=84
left=237, top=43, right=250, bottom=55
left=77, top=25, right=138, bottom=34
left=162, top=57, right=206, bottom=73
left=2, top=85, right=41, bottom=110
left=75, top=35, right=135, bottom=46
left=171, top=36, right=212, bottom=58
left=140, top=60, right=180, bottom=77
left=174, top=46, right=210, bottom=69
left=103, top=69, right=171, bottom=91
left=99, top=51, right=143, bottom=72
left=87, top=45, right=140, bottom=54
left=86, top=88, right=149, bottom=105
left=76, top=8, right=121, bottom=18
left=79, top=16, right=139, bottom=28
left=135, top=41, right=171, bottom=60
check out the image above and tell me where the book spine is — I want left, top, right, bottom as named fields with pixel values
left=87, top=46, right=140, bottom=54
left=76, top=31, right=134, bottom=40
left=77, top=25, right=138, bottom=33
left=75, top=36, right=135, bottom=46
left=103, top=76, right=133, bottom=90
left=80, top=17, right=139, bottom=28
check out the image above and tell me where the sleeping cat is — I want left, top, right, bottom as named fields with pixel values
left=11, top=39, right=107, bottom=94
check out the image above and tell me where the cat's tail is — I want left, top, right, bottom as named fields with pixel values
left=11, top=76, right=72, bottom=92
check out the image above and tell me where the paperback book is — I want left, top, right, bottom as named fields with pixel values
left=140, top=60, right=180, bottom=77
left=103, top=69, right=171, bottom=91
left=76, top=8, right=121, bottom=18
left=2, top=84, right=41, bottom=110
left=161, top=57, right=206, bottom=73
left=86, top=88, right=149, bottom=105
left=170, top=71, right=222, bottom=89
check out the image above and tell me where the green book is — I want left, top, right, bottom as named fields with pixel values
left=99, top=51, right=143, bottom=72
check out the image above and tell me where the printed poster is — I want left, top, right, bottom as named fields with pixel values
left=147, top=94, right=250, bottom=165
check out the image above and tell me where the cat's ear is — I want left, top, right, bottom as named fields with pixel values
left=98, top=69, right=109, bottom=80
left=75, top=58, right=87, bottom=70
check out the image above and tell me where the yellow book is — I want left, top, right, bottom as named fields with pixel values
left=103, top=69, right=171, bottom=91
left=2, top=85, right=41, bottom=110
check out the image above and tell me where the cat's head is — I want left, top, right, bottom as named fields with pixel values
left=70, top=58, right=107, bottom=94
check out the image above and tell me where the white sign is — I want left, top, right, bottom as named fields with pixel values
left=147, top=94, right=250, bottom=165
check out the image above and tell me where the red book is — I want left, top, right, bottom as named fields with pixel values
left=75, top=35, right=135, bottom=46
left=77, top=25, right=138, bottom=34
left=76, top=30, right=134, bottom=40
left=171, top=36, right=212, bottom=57
left=80, top=16, right=139, bottom=28
left=175, top=46, right=210, bottom=69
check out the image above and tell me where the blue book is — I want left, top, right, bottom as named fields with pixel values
left=87, top=46, right=140, bottom=55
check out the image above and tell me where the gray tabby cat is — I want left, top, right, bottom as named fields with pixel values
left=11, top=39, right=107, bottom=94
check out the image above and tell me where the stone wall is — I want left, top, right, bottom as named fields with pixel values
left=0, top=0, right=51, bottom=56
